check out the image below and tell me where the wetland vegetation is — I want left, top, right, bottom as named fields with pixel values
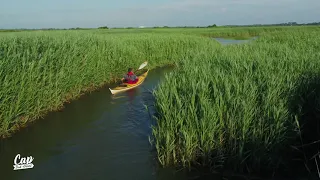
left=1, top=26, right=320, bottom=178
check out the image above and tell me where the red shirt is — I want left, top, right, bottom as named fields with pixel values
left=125, top=72, right=139, bottom=84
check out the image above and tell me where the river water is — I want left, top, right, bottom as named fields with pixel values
left=1, top=66, right=226, bottom=180
left=214, top=37, right=258, bottom=45
left=1, top=66, right=194, bottom=180
left=1, top=38, right=305, bottom=180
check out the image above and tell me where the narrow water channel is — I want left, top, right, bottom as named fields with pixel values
left=0, top=66, right=201, bottom=180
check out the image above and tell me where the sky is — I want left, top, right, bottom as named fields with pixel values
left=0, top=0, right=320, bottom=29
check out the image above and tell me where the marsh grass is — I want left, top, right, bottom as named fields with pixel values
left=93, top=26, right=320, bottom=40
left=151, top=28, right=320, bottom=175
left=1, top=26, right=320, bottom=176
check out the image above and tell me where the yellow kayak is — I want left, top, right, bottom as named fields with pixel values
left=109, top=69, right=149, bottom=94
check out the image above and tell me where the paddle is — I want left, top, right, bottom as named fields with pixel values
left=134, top=61, right=148, bottom=74
left=138, top=61, right=148, bottom=70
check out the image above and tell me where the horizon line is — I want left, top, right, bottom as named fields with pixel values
left=1, top=21, right=319, bottom=30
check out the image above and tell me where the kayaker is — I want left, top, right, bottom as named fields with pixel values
left=122, top=68, right=139, bottom=84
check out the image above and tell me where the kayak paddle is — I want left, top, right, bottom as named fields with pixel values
left=138, top=61, right=148, bottom=70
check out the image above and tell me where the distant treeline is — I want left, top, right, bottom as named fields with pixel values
left=1, top=22, right=319, bottom=32
left=110, top=22, right=320, bottom=29
left=223, top=22, right=320, bottom=27
left=113, top=24, right=217, bottom=29
left=152, top=24, right=217, bottom=28
left=0, top=27, right=94, bottom=32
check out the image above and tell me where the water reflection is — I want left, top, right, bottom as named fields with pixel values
left=213, top=37, right=258, bottom=45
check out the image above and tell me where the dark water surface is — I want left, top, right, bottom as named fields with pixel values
left=214, top=37, right=258, bottom=45
left=1, top=67, right=213, bottom=180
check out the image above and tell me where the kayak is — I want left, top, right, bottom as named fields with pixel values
left=109, top=69, right=149, bottom=95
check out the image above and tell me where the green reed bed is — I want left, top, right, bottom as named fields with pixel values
left=96, top=26, right=320, bottom=39
left=152, top=29, right=320, bottom=175
left=0, top=31, right=220, bottom=137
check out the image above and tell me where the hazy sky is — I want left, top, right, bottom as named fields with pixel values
left=1, top=0, right=319, bottom=28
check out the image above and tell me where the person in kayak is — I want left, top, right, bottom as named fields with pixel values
left=122, top=68, right=139, bottom=84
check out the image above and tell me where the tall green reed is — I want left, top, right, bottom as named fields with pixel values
left=152, top=28, right=320, bottom=174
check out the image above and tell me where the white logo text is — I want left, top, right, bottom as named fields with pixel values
left=13, top=154, right=34, bottom=170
